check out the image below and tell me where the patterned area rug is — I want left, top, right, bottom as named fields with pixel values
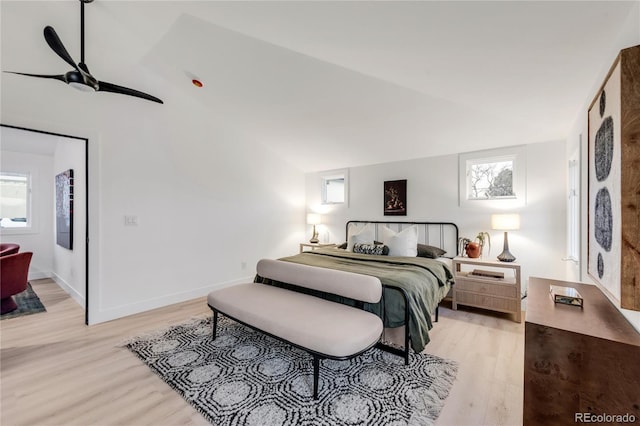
left=1, top=283, right=46, bottom=320
left=125, top=316, right=458, bottom=426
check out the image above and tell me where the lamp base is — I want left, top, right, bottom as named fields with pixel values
left=309, top=225, right=319, bottom=243
left=497, top=250, right=516, bottom=262
left=497, top=231, right=516, bottom=262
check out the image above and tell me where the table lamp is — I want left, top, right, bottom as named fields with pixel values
left=491, top=214, right=520, bottom=262
left=307, top=213, right=321, bottom=243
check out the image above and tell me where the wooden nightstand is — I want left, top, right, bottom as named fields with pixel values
left=299, top=242, right=337, bottom=253
left=452, top=257, right=521, bottom=323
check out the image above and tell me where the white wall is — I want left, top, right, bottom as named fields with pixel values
left=90, top=110, right=305, bottom=322
left=53, top=137, right=87, bottom=306
left=565, top=3, right=640, bottom=331
left=0, top=148, right=54, bottom=280
left=2, top=81, right=306, bottom=324
left=306, top=139, right=568, bottom=291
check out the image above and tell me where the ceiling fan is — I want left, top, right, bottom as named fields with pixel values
left=4, top=0, right=163, bottom=104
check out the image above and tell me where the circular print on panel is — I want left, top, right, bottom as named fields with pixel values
left=594, top=187, right=613, bottom=252
left=594, top=116, right=614, bottom=182
left=597, top=252, right=604, bottom=279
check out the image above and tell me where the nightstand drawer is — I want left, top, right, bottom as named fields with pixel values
left=454, top=291, right=520, bottom=312
left=455, top=277, right=518, bottom=298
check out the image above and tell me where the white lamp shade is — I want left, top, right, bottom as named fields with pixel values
left=307, top=213, right=321, bottom=225
left=491, top=214, right=520, bottom=231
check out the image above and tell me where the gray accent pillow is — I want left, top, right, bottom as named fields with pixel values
left=353, top=243, right=389, bottom=256
left=417, top=244, right=446, bottom=258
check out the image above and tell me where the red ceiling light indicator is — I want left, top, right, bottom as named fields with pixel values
left=185, top=71, right=204, bottom=88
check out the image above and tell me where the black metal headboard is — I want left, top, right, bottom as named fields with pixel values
left=345, top=220, right=459, bottom=258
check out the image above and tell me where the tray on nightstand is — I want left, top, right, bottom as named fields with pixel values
left=469, top=269, right=505, bottom=279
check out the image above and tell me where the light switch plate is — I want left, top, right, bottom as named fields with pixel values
left=124, top=215, right=138, bottom=226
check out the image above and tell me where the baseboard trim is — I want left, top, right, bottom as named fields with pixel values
left=28, top=271, right=51, bottom=281
left=88, top=276, right=253, bottom=325
left=51, top=272, right=85, bottom=308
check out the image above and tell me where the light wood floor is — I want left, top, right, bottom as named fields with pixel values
left=1, top=279, right=524, bottom=426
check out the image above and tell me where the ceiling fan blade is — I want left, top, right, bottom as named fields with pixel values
left=3, top=71, right=66, bottom=82
left=97, top=81, right=163, bottom=104
left=44, top=26, right=80, bottom=71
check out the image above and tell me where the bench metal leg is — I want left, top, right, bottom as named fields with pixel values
left=404, top=328, right=410, bottom=365
left=435, top=305, right=439, bottom=322
left=313, top=355, right=320, bottom=400
left=212, top=311, right=218, bottom=341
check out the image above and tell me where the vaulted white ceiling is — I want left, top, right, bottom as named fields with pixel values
left=1, top=1, right=636, bottom=171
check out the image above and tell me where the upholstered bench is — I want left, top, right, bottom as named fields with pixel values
left=207, top=258, right=383, bottom=399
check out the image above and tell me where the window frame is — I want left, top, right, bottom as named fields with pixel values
left=466, top=155, right=516, bottom=200
left=459, top=146, right=526, bottom=208
left=320, top=169, right=349, bottom=206
left=0, top=170, right=37, bottom=235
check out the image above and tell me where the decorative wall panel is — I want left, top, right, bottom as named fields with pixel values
left=588, top=45, right=640, bottom=311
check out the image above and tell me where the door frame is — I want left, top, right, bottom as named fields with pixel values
left=0, top=124, right=90, bottom=324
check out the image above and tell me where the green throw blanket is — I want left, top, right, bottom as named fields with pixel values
left=255, top=248, right=454, bottom=353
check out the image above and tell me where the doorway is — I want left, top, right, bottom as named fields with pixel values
left=0, top=124, right=89, bottom=324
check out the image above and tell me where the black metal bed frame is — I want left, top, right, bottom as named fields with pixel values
left=345, top=220, right=459, bottom=364
left=345, top=220, right=459, bottom=256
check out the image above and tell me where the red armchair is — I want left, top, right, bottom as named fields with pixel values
left=1, top=252, right=33, bottom=314
left=0, top=243, right=20, bottom=257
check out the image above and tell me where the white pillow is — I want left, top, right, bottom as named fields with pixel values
left=382, top=225, right=418, bottom=257
left=347, top=223, right=376, bottom=251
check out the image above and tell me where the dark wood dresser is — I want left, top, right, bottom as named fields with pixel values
left=524, top=277, right=640, bottom=425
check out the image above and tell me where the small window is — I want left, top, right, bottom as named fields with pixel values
left=0, top=172, right=31, bottom=228
left=468, top=157, right=515, bottom=200
left=459, top=146, right=526, bottom=207
left=324, top=177, right=344, bottom=203
left=567, top=149, right=580, bottom=262
left=321, top=169, right=348, bottom=205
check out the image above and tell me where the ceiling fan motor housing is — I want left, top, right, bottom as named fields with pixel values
left=65, top=70, right=96, bottom=91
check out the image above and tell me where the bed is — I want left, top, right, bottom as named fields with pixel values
left=255, top=220, right=458, bottom=363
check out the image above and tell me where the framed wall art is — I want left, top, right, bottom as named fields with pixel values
left=587, top=45, right=640, bottom=311
left=55, top=169, right=74, bottom=250
left=384, top=179, right=407, bottom=216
